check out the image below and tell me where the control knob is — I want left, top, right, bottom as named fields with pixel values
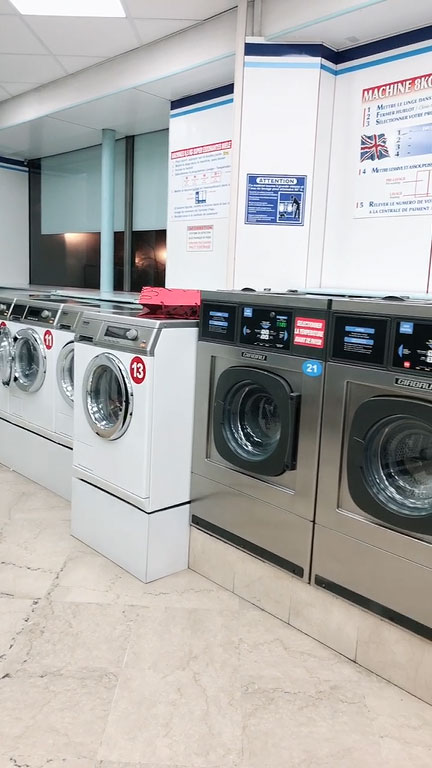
left=0, top=303, right=6, bottom=312
left=126, top=328, right=138, bottom=341
left=41, top=309, right=51, bottom=320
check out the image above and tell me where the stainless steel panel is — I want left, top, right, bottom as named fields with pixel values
left=201, top=290, right=329, bottom=310
left=191, top=472, right=313, bottom=578
left=312, top=524, right=432, bottom=628
left=316, top=362, right=432, bottom=563
left=192, top=341, right=324, bottom=520
left=331, top=297, right=432, bottom=318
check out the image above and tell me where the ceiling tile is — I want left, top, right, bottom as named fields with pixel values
left=125, top=0, right=235, bottom=20
left=0, top=54, right=64, bottom=82
left=139, top=56, right=235, bottom=100
left=53, top=89, right=169, bottom=135
left=134, top=17, right=196, bottom=44
left=2, top=81, right=40, bottom=95
left=25, top=16, right=140, bottom=57
left=0, top=116, right=100, bottom=159
left=0, top=15, right=48, bottom=54
left=56, top=55, right=105, bottom=74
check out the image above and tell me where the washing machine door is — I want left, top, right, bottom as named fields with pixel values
left=348, top=396, right=432, bottom=534
left=83, top=352, right=133, bottom=440
left=213, top=366, right=300, bottom=476
left=57, top=341, right=74, bottom=406
left=0, top=325, right=14, bottom=386
left=14, top=328, right=46, bottom=393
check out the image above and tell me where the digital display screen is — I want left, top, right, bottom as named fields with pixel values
left=240, top=306, right=291, bottom=350
left=393, top=319, right=432, bottom=372
left=200, top=303, right=237, bottom=343
left=332, top=314, right=388, bottom=365
left=105, top=325, right=130, bottom=339
left=9, top=303, right=26, bottom=320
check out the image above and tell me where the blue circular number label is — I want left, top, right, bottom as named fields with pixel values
left=302, top=360, right=323, bottom=377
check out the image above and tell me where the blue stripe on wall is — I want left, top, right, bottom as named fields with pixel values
left=171, top=83, right=234, bottom=111
left=337, top=42, right=432, bottom=75
left=338, top=23, right=432, bottom=63
left=170, top=97, right=234, bottom=118
left=244, top=42, right=338, bottom=64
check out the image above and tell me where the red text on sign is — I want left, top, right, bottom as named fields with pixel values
left=293, top=317, right=326, bottom=349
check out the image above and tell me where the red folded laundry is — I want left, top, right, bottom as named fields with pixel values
left=138, top=287, right=201, bottom=318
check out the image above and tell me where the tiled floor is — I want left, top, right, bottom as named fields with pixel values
left=1, top=466, right=432, bottom=767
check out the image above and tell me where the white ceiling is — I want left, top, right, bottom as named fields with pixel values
left=0, top=0, right=236, bottom=99
left=266, top=0, right=432, bottom=49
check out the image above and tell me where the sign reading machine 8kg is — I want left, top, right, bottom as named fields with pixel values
left=245, top=174, right=307, bottom=226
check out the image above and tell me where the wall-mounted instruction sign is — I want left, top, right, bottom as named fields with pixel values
left=186, top=225, right=214, bottom=252
left=170, top=140, right=232, bottom=221
left=245, top=174, right=306, bottom=225
left=355, top=73, right=432, bottom=218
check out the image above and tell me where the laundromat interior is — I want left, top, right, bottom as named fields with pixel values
left=2, top=0, right=432, bottom=764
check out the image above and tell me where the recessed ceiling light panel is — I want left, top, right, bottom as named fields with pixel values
left=9, top=0, right=126, bottom=17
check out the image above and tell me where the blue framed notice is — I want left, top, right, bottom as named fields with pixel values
left=245, top=174, right=307, bottom=225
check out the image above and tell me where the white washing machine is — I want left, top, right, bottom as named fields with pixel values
left=53, top=300, right=143, bottom=445
left=0, top=295, right=19, bottom=416
left=72, top=309, right=198, bottom=582
left=6, top=299, right=60, bottom=434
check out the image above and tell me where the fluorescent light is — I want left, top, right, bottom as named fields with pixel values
left=9, top=0, right=125, bottom=17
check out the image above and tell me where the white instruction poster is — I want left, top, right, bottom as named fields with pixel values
left=354, top=72, right=432, bottom=218
left=169, top=140, right=232, bottom=221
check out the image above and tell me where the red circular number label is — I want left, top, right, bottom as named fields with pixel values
left=44, top=330, right=54, bottom=350
left=130, top=356, right=146, bottom=384
left=0, top=321, right=6, bottom=328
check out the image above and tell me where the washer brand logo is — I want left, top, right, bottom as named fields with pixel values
left=394, top=377, right=432, bottom=391
left=241, top=351, right=267, bottom=361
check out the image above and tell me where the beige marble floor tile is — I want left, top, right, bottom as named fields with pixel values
left=0, top=518, right=74, bottom=571
left=99, top=606, right=242, bottom=767
left=0, top=760, right=95, bottom=768
left=0, top=562, right=57, bottom=599
left=51, top=548, right=241, bottom=610
left=0, top=485, right=26, bottom=525
left=10, top=485, right=70, bottom=522
left=363, top=675, right=432, bottom=751
left=2, top=600, right=135, bottom=677
left=0, top=674, right=117, bottom=758
left=189, top=527, right=237, bottom=591
left=241, top=685, right=382, bottom=768
left=237, top=602, right=366, bottom=692
left=0, top=596, right=35, bottom=657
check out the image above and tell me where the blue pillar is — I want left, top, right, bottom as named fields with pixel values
left=100, top=128, right=116, bottom=293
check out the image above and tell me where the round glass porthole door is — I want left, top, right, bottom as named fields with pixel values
left=363, top=416, right=432, bottom=517
left=57, top=342, right=74, bottom=406
left=213, top=366, right=300, bottom=476
left=348, top=396, right=432, bottom=534
left=83, top=353, right=133, bottom=440
left=14, top=329, right=46, bottom=393
left=0, top=326, right=13, bottom=385
left=223, top=381, right=282, bottom=462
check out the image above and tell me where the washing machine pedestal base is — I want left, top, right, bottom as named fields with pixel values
left=0, top=418, right=72, bottom=500
left=71, top=478, right=190, bottom=583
